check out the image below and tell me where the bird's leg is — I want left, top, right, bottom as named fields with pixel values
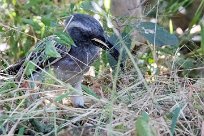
left=70, top=81, right=84, bottom=108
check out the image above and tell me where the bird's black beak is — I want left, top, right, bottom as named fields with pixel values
left=91, top=37, right=124, bottom=70
left=91, top=37, right=119, bottom=60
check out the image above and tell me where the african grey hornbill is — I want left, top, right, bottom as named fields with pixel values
left=1, top=14, right=120, bottom=107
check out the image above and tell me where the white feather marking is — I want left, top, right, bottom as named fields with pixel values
left=68, top=21, right=91, bottom=32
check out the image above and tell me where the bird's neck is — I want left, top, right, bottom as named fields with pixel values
left=69, top=43, right=100, bottom=65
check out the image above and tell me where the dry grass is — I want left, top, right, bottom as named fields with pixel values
left=0, top=64, right=204, bottom=136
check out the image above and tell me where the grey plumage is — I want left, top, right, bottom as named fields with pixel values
left=1, top=14, right=120, bottom=107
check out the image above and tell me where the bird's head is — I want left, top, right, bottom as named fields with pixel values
left=64, top=14, right=121, bottom=64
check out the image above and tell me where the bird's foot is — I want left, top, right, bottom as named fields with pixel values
left=71, top=96, right=85, bottom=108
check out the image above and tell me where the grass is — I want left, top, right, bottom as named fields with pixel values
left=0, top=55, right=204, bottom=135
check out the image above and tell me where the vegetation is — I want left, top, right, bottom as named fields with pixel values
left=0, top=0, right=204, bottom=135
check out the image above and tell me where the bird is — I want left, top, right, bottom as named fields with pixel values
left=1, top=13, right=120, bottom=108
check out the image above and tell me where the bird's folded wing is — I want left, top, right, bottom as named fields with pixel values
left=3, top=35, right=71, bottom=79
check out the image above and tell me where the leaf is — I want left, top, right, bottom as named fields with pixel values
left=54, top=32, right=74, bottom=47
left=107, top=51, right=118, bottom=70
left=24, top=61, right=36, bottom=76
left=175, top=57, right=195, bottom=69
left=17, top=127, right=25, bottom=136
left=22, top=18, right=41, bottom=30
left=45, top=40, right=61, bottom=58
left=0, top=26, right=4, bottom=32
left=170, top=107, right=181, bottom=135
left=136, top=22, right=179, bottom=46
left=41, top=15, right=55, bottom=27
left=80, top=1, right=94, bottom=11
left=107, top=26, right=132, bottom=70
left=12, top=0, right=16, bottom=5
left=82, top=85, right=100, bottom=99
left=69, top=3, right=75, bottom=13
left=135, top=112, right=156, bottom=136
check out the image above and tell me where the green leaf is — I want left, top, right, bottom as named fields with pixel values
left=175, top=57, right=195, bottom=69
left=0, top=26, right=4, bottom=32
left=135, top=112, right=156, bottom=136
left=17, top=127, right=25, bottom=136
left=45, top=40, right=61, bottom=58
left=12, top=0, right=16, bottom=5
left=22, top=18, right=41, bottom=30
left=80, top=1, right=93, bottom=11
left=41, top=15, right=55, bottom=27
left=54, top=32, right=74, bottom=47
left=107, top=27, right=132, bottom=70
left=69, top=3, right=75, bottom=13
left=25, top=61, right=36, bottom=76
left=82, top=85, right=100, bottom=99
left=170, top=107, right=181, bottom=135
left=136, top=22, right=179, bottom=46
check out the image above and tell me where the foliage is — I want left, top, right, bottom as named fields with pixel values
left=136, top=22, right=179, bottom=46
left=0, top=0, right=75, bottom=63
left=170, top=107, right=181, bottom=135
left=135, top=112, right=156, bottom=136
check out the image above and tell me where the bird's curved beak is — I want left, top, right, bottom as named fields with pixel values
left=92, top=38, right=110, bottom=49
left=91, top=37, right=119, bottom=60
left=91, top=37, right=124, bottom=70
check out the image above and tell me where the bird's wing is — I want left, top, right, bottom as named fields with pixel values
left=4, top=35, right=71, bottom=79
